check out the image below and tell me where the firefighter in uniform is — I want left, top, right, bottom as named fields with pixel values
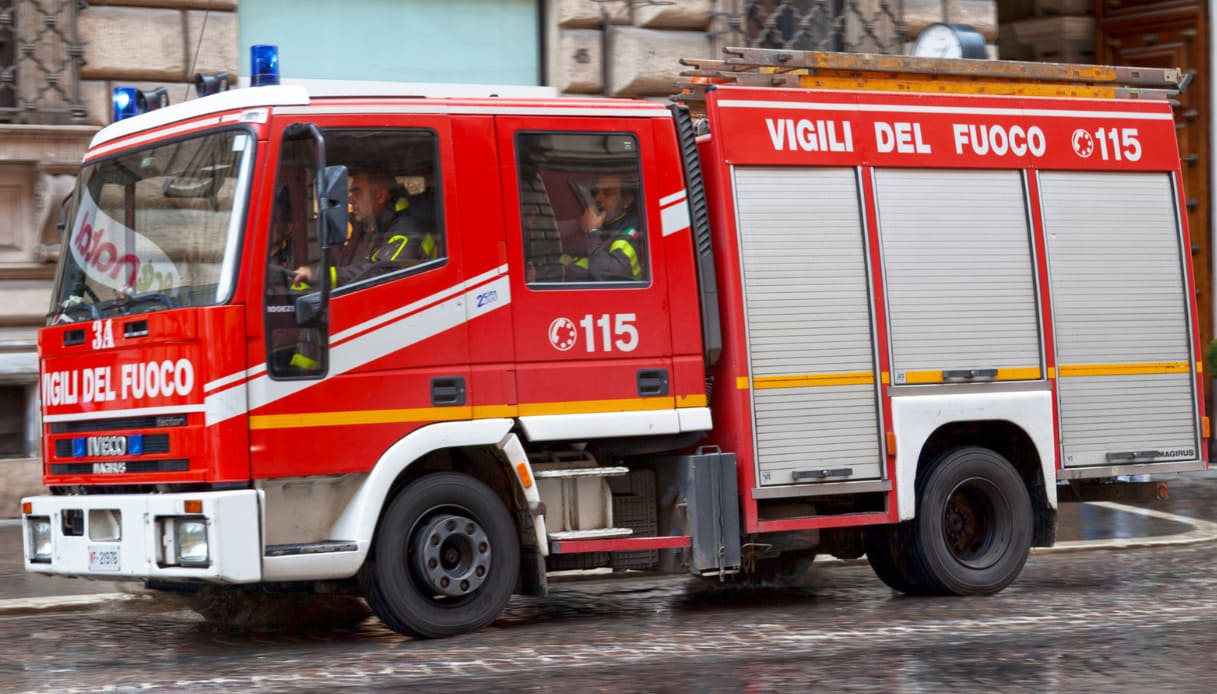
left=293, top=171, right=439, bottom=288
left=563, top=174, right=643, bottom=281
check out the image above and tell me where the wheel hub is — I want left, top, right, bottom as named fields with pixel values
left=412, top=513, right=492, bottom=597
left=943, top=482, right=997, bottom=566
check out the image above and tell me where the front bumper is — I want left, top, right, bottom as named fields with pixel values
left=22, top=490, right=261, bottom=583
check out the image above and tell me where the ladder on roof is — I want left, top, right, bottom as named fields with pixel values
left=676, top=47, right=1189, bottom=105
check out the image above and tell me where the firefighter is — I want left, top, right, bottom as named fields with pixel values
left=563, top=174, right=643, bottom=281
left=292, top=171, right=439, bottom=287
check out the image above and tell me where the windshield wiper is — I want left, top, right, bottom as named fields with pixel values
left=96, top=291, right=177, bottom=315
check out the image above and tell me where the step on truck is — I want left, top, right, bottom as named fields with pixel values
left=23, top=46, right=1208, bottom=638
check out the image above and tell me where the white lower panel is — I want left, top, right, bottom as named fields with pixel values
left=22, top=490, right=261, bottom=583
left=890, top=390, right=1057, bottom=520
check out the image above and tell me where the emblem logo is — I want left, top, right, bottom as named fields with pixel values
left=548, top=317, right=577, bottom=352
left=1071, top=129, right=1095, bottom=158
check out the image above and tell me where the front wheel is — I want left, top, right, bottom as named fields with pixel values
left=903, top=446, right=1033, bottom=595
left=360, top=472, right=520, bottom=639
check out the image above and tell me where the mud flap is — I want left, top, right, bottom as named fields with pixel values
left=687, top=448, right=741, bottom=576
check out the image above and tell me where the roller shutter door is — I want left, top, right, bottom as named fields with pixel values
left=874, top=169, right=1042, bottom=385
left=733, top=167, right=882, bottom=486
left=1040, top=171, right=1200, bottom=468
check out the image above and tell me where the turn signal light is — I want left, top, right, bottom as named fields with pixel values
left=21, top=501, right=32, bottom=515
left=516, top=462, right=533, bottom=489
left=1204, top=416, right=1210, bottom=439
left=183, top=499, right=203, bottom=514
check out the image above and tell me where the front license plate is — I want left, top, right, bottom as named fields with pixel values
left=88, top=545, right=120, bottom=572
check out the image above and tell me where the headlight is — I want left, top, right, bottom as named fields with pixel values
left=28, top=516, right=52, bottom=562
left=174, top=518, right=209, bottom=566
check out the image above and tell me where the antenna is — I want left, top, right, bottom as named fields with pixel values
left=184, top=0, right=215, bottom=102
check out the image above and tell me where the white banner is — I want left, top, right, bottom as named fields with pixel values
left=68, top=187, right=181, bottom=294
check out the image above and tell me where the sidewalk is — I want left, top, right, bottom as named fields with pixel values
left=3, top=471, right=1217, bottom=614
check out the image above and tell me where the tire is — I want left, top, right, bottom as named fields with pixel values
left=862, top=524, right=923, bottom=594
left=360, top=472, right=520, bottom=639
left=905, top=446, right=1033, bottom=595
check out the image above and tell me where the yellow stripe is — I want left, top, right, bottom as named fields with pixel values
left=1058, top=361, right=1191, bottom=377
left=250, top=406, right=471, bottom=430
left=900, top=366, right=1043, bottom=385
left=472, top=404, right=519, bottom=418
left=753, top=372, right=875, bottom=389
left=251, top=394, right=708, bottom=431
left=517, top=396, right=675, bottom=416
left=737, top=373, right=890, bottom=389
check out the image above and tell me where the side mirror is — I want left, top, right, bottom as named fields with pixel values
left=319, top=165, right=349, bottom=248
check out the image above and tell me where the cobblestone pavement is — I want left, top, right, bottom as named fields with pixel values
left=5, top=539, right=1217, bottom=693
left=5, top=472, right=1217, bottom=692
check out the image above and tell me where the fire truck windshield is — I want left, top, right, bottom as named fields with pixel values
left=50, top=129, right=254, bottom=324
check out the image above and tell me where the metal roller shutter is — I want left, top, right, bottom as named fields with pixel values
left=1040, top=171, right=1200, bottom=467
left=874, top=169, right=1042, bottom=385
left=733, top=167, right=882, bottom=486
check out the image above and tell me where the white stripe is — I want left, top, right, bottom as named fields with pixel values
left=659, top=189, right=688, bottom=207
left=716, top=99, right=1176, bottom=121
left=661, top=200, right=692, bottom=237
left=89, top=85, right=311, bottom=149
left=87, top=116, right=227, bottom=160
left=205, top=275, right=513, bottom=425
left=204, top=365, right=261, bottom=394
left=44, top=404, right=206, bottom=424
left=200, top=266, right=507, bottom=405
left=331, top=264, right=507, bottom=344
left=273, top=104, right=664, bottom=118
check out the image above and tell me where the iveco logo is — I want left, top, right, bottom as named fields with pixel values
left=87, top=436, right=126, bottom=457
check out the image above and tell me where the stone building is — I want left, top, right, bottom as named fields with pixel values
left=0, top=0, right=236, bottom=508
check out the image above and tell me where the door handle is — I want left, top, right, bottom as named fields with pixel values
left=431, top=376, right=467, bottom=406
left=637, top=368, right=670, bottom=397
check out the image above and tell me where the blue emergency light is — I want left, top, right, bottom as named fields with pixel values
left=112, top=87, right=140, bottom=122
left=111, top=86, right=169, bottom=123
left=251, top=44, right=280, bottom=86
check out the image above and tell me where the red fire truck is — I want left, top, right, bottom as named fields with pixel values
left=22, top=48, right=1208, bottom=638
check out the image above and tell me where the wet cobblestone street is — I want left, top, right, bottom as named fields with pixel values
left=5, top=473, right=1217, bottom=692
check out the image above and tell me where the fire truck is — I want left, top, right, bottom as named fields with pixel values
left=22, top=46, right=1208, bottom=638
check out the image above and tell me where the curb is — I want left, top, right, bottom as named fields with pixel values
left=0, top=592, right=148, bottom=616
left=1035, top=501, right=1217, bottom=554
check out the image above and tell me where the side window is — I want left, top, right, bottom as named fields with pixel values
left=516, top=132, right=647, bottom=285
left=323, top=129, right=444, bottom=291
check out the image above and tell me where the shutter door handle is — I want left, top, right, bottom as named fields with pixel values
left=431, top=377, right=467, bottom=406
left=637, top=368, right=670, bottom=397
left=942, top=368, right=998, bottom=383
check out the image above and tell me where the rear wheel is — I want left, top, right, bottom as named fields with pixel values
left=904, top=446, right=1033, bottom=595
left=360, top=472, right=519, bottom=638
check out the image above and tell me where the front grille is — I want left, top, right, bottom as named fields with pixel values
left=50, top=414, right=189, bottom=434
left=54, top=433, right=170, bottom=458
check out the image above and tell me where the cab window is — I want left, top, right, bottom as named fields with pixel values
left=515, top=132, right=648, bottom=286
